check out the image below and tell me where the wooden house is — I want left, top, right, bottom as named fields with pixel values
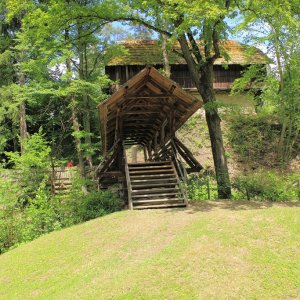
left=105, top=40, right=269, bottom=95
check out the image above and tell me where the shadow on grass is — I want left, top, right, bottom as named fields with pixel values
left=162, top=200, right=300, bottom=215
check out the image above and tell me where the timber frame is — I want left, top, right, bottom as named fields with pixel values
left=97, top=66, right=203, bottom=207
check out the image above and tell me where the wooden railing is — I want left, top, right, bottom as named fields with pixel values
left=123, top=144, right=133, bottom=210
left=95, top=138, right=120, bottom=176
left=170, top=159, right=188, bottom=206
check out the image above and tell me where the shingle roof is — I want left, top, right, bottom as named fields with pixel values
left=107, top=40, right=270, bottom=66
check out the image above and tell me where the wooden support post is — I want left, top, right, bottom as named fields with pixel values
left=148, top=141, right=152, bottom=160
left=117, top=141, right=123, bottom=172
left=116, top=66, right=120, bottom=90
left=143, top=146, right=148, bottom=161
left=125, top=65, right=129, bottom=81
left=170, top=104, right=175, bottom=138
left=123, top=144, right=133, bottom=210
left=114, top=107, right=120, bottom=143
left=160, top=119, right=167, bottom=146
left=117, top=106, right=123, bottom=171
left=154, top=131, right=159, bottom=152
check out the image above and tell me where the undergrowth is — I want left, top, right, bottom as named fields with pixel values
left=187, top=170, right=300, bottom=202
left=0, top=132, right=122, bottom=254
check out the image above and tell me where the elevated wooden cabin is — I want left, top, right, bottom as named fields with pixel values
left=105, top=40, right=269, bottom=93
left=97, top=66, right=203, bottom=209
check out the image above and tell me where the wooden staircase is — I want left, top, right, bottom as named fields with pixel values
left=126, top=160, right=187, bottom=209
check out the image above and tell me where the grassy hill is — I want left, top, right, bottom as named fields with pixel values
left=1, top=201, right=299, bottom=300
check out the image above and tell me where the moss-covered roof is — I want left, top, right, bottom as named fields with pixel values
left=108, top=40, right=270, bottom=66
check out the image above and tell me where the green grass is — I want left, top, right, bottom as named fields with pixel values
left=1, top=201, right=300, bottom=299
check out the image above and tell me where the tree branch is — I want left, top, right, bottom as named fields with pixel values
left=187, top=30, right=203, bottom=64
left=210, top=0, right=231, bottom=62
left=177, top=34, right=201, bottom=83
left=108, top=16, right=172, bottom=37
left=172, top=48, right=184, bottom=58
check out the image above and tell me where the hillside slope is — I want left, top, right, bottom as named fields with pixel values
left=0, top=202, right=300, bottom=300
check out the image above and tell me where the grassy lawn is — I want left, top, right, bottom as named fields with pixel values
left=0, top=201, right=299, bottom=300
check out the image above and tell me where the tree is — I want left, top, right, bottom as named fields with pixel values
left=3, top=0, right=124, bottom=172
left=236, top=0, right=300, bottom=162
left=0, top=0, right=26, bottom=153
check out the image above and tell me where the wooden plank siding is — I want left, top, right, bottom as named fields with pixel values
left=106, top=64, right=246, bottom=91
left=105, top=40, right=270, bottom=93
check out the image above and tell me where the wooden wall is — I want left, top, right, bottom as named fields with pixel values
left=105, top=64, right=247, bottom=91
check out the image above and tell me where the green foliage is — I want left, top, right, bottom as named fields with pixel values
left=65, top=174, right=122, bottom=224
left=5, top=130, right=51, bottom=198
left=233, top=171, right=300, bottom=201
left=187, top=173, right=218, bottom=201
left=73, top=189, right=122, bottom=222
left=0, top=131, right=122, bottom=253
left=0, top=171, right=122, bottom=253
left=226, top=114, right=281, bottom=164
left=0, top=174, right=22, bottom=253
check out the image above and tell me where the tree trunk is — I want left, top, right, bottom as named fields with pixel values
left=273, top=27, right=287, bottom=162
left=70, top=99, right=85, bottom=176
left=161, top=33, right=171, bottom=78
left=177, top=35, right=231, bottom=199
left=65, top=29, right=85, bottom=177
left=78, top=25, right=93, bottom=165
left=19, top=51, right=27, bottom=154
left=200, top=65, right=231, bottom=199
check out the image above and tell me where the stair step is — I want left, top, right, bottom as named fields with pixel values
left=131, top=178, right=178, bottom=184
left=129, top=165, right=173, bottom=170
left=132, top=192, right=179, bottom=199
left=131, top=182, right=178, bottom=189
left=132, top=188, right=179, bottom=195
left=129, top=161, right=171, bottom=167
left=133, top=203, right=186, bottom=209
left=132, top=198, right=183, bottom=203
left=129, top=169, right=175, bottom=174
left=130, top=174, right=176, bottom=179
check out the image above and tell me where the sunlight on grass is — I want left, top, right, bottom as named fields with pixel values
left=0, top=202, right=299, bottom=300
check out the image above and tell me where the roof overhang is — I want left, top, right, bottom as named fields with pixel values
left=98, top=66, right=202, bottom=155
left=107, top=40, right=272, bottom=66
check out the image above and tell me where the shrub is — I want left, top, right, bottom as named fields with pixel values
left=76, top=189, right=122, bottom=222
left=0, top=174, right=23, bottom=253
left=5, top=130, right=51, bottom=200
left=0, top=150, right=122, bottom=253
left=187, top=173, right=218, bottom=201
left=20, top=187, right=63, bottom=243
left=233, top=170, right=300, bottom=201
left=64, top=189, right=122, bottom=224
left=226, top=114, right=281, bottom=165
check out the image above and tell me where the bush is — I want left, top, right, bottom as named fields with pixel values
left=187, top=173, right=218, bottom=201
left=0, top=174, right=23, bottom=253
left=226, top=114, right=281, bottom=165
left=5, top=130, right=51, bottom=200
left=75, top=189, right=122, bottom=222
left=20, top=187, right=63, bottom=243
left=64, top=173, right=123, bottom=224
left=0, top=151, right=122, bottom=254
left=233, top=170, right=300, bottom=201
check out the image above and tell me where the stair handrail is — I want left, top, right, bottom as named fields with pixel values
left=171, top=141, right=189, bottom=205
left=123, top=143, right=133, bottom=210
left=95, top=138, right=120, bottom=175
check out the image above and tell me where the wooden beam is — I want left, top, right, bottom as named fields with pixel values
left=124, top=96, right=172, bottom=99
